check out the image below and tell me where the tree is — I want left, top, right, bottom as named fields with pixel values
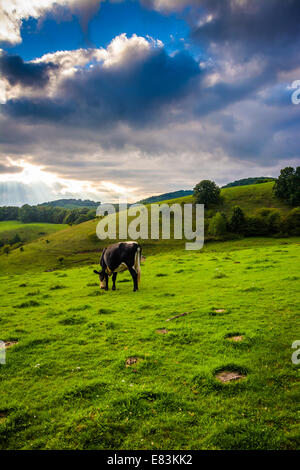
left=273, top=167, right=300, bottom=206
left=209, top=212, right=227, bottom=237
left=229, top=206, right=246, bottom=233
left=193, top=180, right=221, bottom=207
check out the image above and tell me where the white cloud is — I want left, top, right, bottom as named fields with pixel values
left=34, top=33, right=162, bottom=70
left=141, top=0, right=195, bottom=12
left=0, top=0, right=103, bottom=45
left=0, top=34, right=164, bottom=102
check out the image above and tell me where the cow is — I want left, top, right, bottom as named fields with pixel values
left=93, top=241, right=141, bottom=292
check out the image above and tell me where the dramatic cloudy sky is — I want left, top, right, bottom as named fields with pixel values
left=0, top=0, right=299, bottom=204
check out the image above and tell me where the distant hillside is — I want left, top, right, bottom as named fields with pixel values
left=39, top=199, right=100, bottom=210
left=138, top=190, right=193, bottom=204
left=222, top=177, right=275, bottom=188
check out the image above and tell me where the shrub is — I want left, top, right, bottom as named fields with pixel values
left=209, top=212, right=227, bottom=238
left=244, top=216, right=269, bottom=236
left=229, top=206, right=246, bottom=234
left=256, top=209, right=282, bottom=234
left=284, top=207, right=300, bottom=235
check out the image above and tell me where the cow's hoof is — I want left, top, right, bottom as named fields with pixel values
left=112, top=286, right=116, bottom=291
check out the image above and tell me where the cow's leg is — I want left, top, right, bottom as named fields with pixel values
left=104, top=272, right=109, bottom=291
left=112, top=272, right=117, bottom=291
left=128, top=266, right=138, bottom=292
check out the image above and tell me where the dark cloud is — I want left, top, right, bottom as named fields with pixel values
left=3, top=48, right=200, bottom=127
left=4, top=97, right=74, bottom=122
left=190, top=0, right=300, bottom=68
left=0, top=53, right=57, bottom=88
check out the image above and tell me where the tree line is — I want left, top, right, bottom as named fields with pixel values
left=0, top=204, right=97, bottom=225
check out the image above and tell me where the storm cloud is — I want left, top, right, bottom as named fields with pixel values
left=2, top=36, right=201, bottom=127
left=0, top=52, right=57, bottom=88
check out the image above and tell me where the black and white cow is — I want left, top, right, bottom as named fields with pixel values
left=94, top=241, right=141, bottom=292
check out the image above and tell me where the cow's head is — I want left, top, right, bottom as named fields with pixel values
left=93, top=269, right=106, bottom=289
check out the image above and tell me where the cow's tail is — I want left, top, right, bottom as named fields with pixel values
left=135, top=245, right=141, bottom=287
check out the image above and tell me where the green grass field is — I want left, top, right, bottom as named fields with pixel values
left=0, top=238, right=299, bottom=450
left=0, top=221, right=67, bottom=245
left=0, top=183, right=299, bottom=449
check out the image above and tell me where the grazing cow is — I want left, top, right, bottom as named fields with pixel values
left=94, top=241, right=141, bottom=292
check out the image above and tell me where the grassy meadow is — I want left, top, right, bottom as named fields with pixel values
left=0, top=237, right=299, bottom=449
left=0, top=182, right=299, bottom=450
left=0, top=221, right=67, bottom=245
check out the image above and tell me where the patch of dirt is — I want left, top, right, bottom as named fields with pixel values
left=156, top=329, right=169, bottom=335
left=214, top=309, right=226, bottom=314
left=216, top=370, right=246, bottom=383
left=4, top=341, right=18, bottom=349
left=126, top=357, right=139, bottom=367
left=227, top=335, right=243, bottom=342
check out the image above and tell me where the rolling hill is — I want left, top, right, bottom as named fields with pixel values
left=0, top=182, right=293, bottom=274
left=0, top=221, right=67, bottom=245
left=38, top=199, right=100, bottom=210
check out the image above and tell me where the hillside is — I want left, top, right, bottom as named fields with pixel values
left=38, top=199, right=100, bottom=210
left=157, top=182, right=289, bottom=215
left=0, top=221, right=67, bottom=245
left=0, top=182, right=293, bottom=274
left=138, top=190, right=193, bottom=205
